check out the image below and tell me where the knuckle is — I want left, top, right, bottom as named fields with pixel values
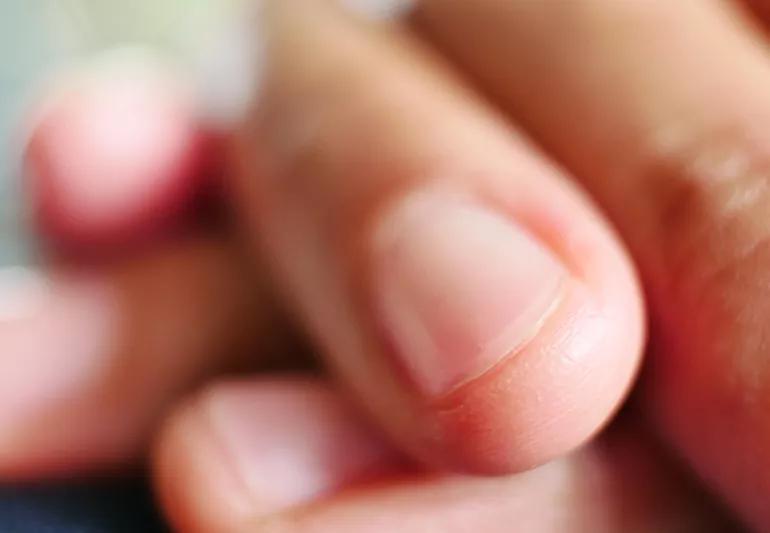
left=634, top=119, right=770, bottom=295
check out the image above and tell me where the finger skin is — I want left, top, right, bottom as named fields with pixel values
left=742, top=0, right=770, bottom=25
left=229, top=0, right=644, bottom=475
left=418, top=0, right=770, bottom=526
left=24, top=57, right=218, bottom=251
left=154, top=379, right=735, bottom=533
left=0, top=237, right=271, bottom=479
left=154, top=378, right=407, bottom=533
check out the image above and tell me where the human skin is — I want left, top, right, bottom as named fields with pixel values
left=8, top=0, right=770, bottom=530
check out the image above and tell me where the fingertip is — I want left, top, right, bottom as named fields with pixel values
left=23, top=51, right=216, bottom=250
left=370, top=188, right=645, bottom=475
left=154, top=391, right=251, bottom=533
left=0, top=268, right=124, bottom=479
left=154, top=379, right=404, bottom=532
left=431, top=279, right=644, bottom=474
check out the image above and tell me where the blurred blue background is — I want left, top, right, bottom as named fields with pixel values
left=0, top=0, right=51, bottom=265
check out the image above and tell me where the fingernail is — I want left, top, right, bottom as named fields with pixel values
left=374, top=193, right=566, bottom=396
left=203, top=383, right=396, bottom=514
left=0, top=269, right=119, bottom=435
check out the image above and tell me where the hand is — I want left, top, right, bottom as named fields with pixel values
left=6, top=0, right=768, bottom=530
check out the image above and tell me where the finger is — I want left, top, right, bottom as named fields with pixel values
left=24, top=48, right=219, bottom=251
left=0, top=237, right=274, bottom=479
left=155, top=378, right=734, bottom=533
left=741, top=1, right=770, bottom=25
left=154, top=378, right=405, bottom=533
left=228, top=0, right=644, bottom=475
left=417, top=0, right=770, bottom=526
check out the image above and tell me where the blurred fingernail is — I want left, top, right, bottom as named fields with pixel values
left=0, top=268, right=119, bottom=434
left=202, top=383, right=394, bottom=514
left=374, top=193, right=566, bottom=397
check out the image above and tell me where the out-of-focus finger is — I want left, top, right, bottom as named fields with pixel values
left=155, top=378, right=735, bottom=533
left=24, top=49, right=219, bottom=251
left=0, top=236, right=277, bottom=479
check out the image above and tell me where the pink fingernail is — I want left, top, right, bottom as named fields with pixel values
left=374, top=192, right=566, bottom=396
left=203, top=382, right=396, bottom=513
